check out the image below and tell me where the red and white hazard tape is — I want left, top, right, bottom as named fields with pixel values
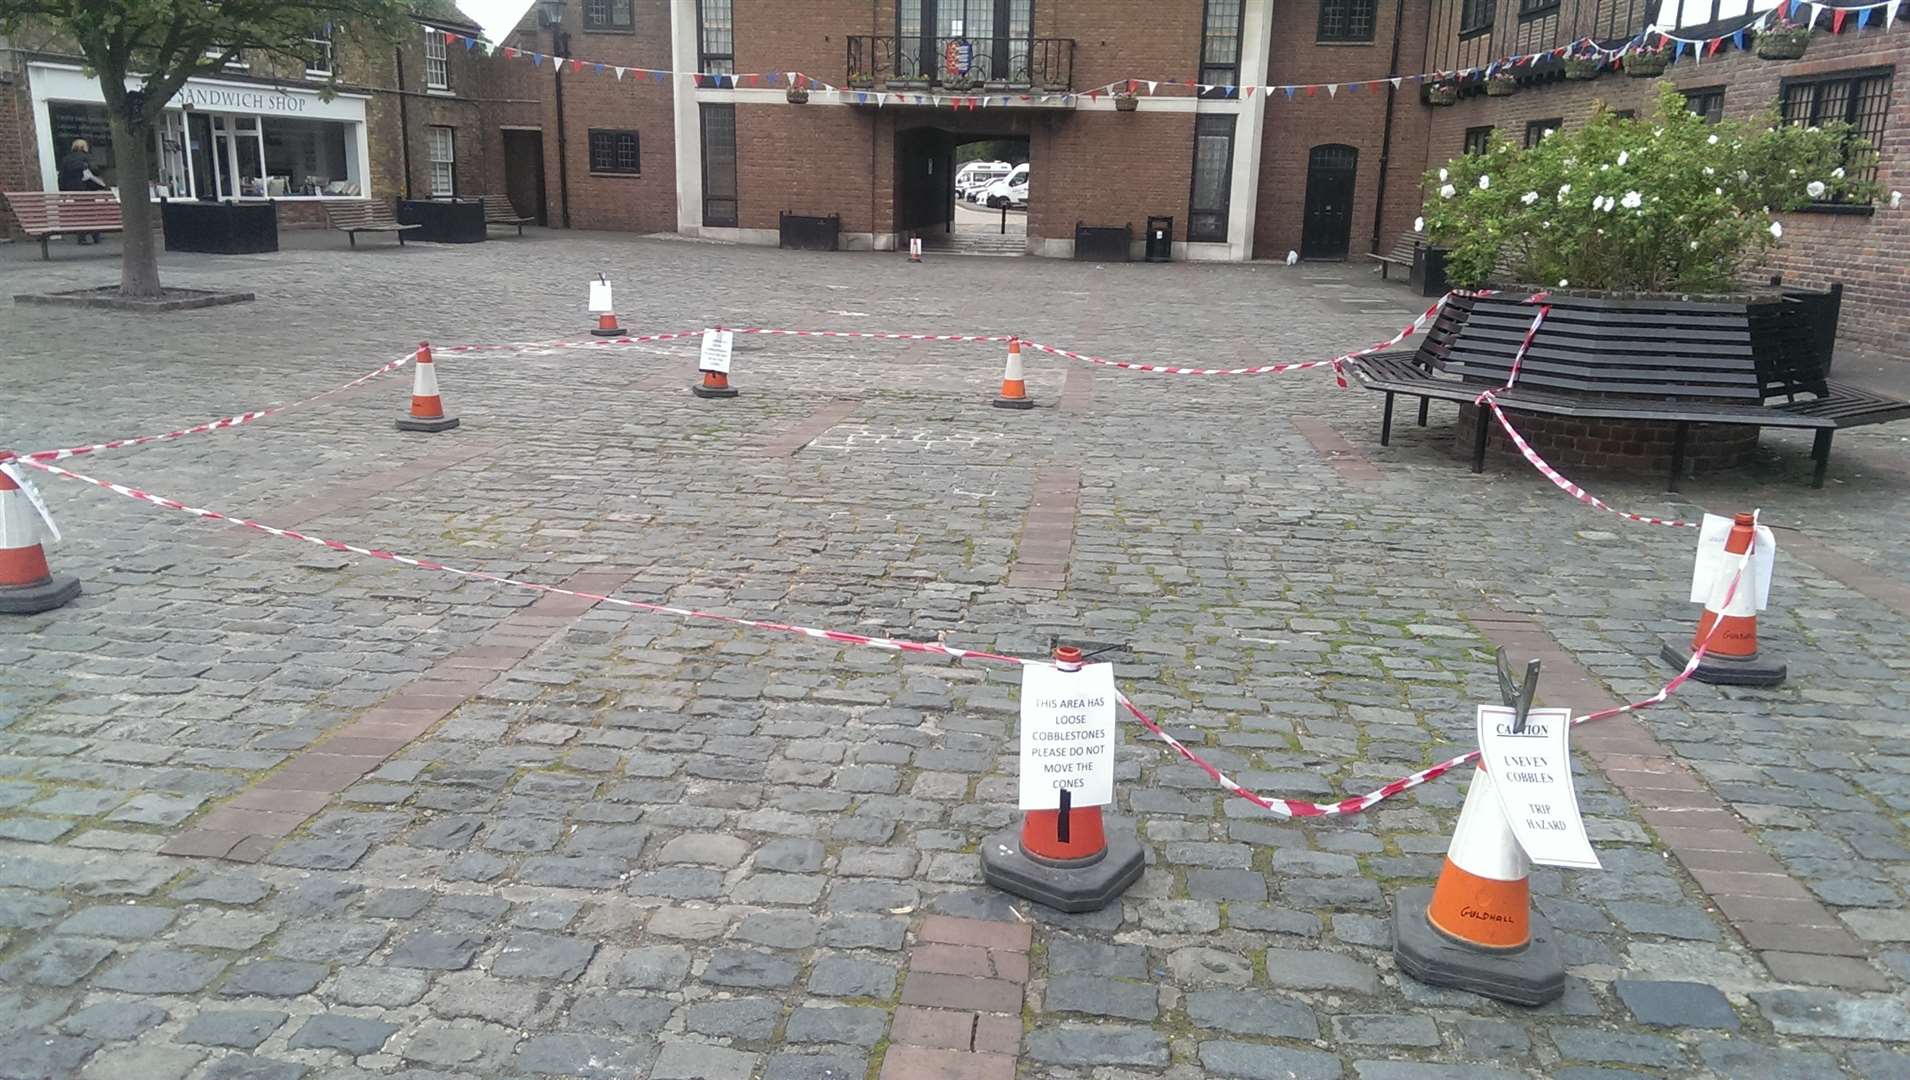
left=732, top=328, right=1013, bottom=343
left=7, top=350, right=419, bottom=466
left=17, top=451, right=1745, bottom=822
left=1478, top=396, right=1699, bottom=529
left=1022, top=296, right=1448, bottom=384
left=441, top=330, right=706, bottom=354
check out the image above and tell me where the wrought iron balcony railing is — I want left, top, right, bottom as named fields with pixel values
left=845, top=35, right=1073, bottom=92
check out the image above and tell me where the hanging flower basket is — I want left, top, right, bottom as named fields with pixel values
left=1485, top=74, right=1519, bottom=96
left=1756, top=26, right=1811, bottom=60
left=785, top=86, right=810, bottom=104
left=1425, top=82, right=1458, bottom=106
left=1113, top=91, right=1139, bottom=112
left=1624, top=50, right=1670, bottom=77
left=848, top=71, right=876, bottom=89
left=1563, top=56, right=1604, bottom=80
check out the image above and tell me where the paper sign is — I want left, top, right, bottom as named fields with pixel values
left=1018, top=662, right=1117, bottom=810
left=1477, top=705, right=1600, bottom=870
left=699, top=329, right=734, bottom=374
left=1687, top=513, right=1775, bottom=610
left=0, top=463, right=59, bottom=544
left=588, top=279, right=613, bottom=313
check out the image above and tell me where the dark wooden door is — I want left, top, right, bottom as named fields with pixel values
left=503, top=130, right=547, bottom=226
left=1301, top=144, right=1357, bottom=260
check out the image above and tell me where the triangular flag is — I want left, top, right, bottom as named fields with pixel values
left=1832, top=6, right=1847, bottom=30
left=1672, top=40, right=1685, bottom=58
left=1283, top=85, right=1295, bottom=99
left=531, top=52, right=542, bottom=65
left=463, top=36, right=476, bottom=50
left=593, top=62, right=604, bottom=73
left=1734, top=28, right=1746, bottom=48
left=854, top=91, right=867, bottom=104
left=1223, top=84, right=1236, bottom=96
left=1246, top=85, right=1256, bottom=97
left=1304, top=84, right=1318, bottom=96
left=614, top=66, right=625, bottom=79
left=1390, top=76, right=1403, bottom=88
left=504, top=46, right=517, bottom=59
left=768, top=71, right=781, bottom=84
left=1347, top=80, right=1360, bottom=91
left=1326, top=83, right=1338, bottom=97
left=1147, top=80, right=1158, bottom=94
left=1857, top=6, right=1871, bottom=27
left=1807, top=2, right=1822, bottom=25
left=653, top=69, right=667, bottom=82
left=1707, top=35, right=1723, bottom=54
left=443, top=31, right=456, bottom=43
left=1886, top=1, right=1896, bottom=29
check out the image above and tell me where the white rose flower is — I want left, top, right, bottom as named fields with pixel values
left=1707, top=134, right=1719, bottom=145
left=1558, top=183, right=1573, bottom=198
left=1893, top=191, right=1904, bottom=208
left=1439, top=183, right=1456, bottom=198
left=1832, top=167, right=1845, bottom=179
left=1414, top=216, right=1425, bottom=231
left=1543, top=128, right=1555, bottom=138
left=1689, top=240, right=1700, bottom=250
left=1521, top=191, right=1539, bottom=205
left=1617, top=150, right=1629, bottom=166
left=1702, top=166, right=1714, bottom=175
left=1479, top=175, right=1492, bottom=190
left=1715, top=187, right=1724, bottom=195
left=1558, top=279, right=1569, bottom=287
left=1439, top=167, right=1449, bottom=182
left=1769, top=221, right=1783, bottom=239
left=1600, top=164, right=1610, bottom=172
left=1621, top=191, right=1643, bottom=209
left=1806, top=180, right=1827, bottom=199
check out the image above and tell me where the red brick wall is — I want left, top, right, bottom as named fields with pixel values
left=1418, top=31, right=1910, bottom=354
left=1257, top=0, right=1434, bottom=258
left=1030, top=110, right=1195, bottom=241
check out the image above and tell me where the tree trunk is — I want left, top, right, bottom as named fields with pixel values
left=109, top=111, right=164, bottom=298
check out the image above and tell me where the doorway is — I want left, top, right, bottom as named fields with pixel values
left=1300, top=144, right=1357, bottom=260
left=502, top=129, right=547, bottom=226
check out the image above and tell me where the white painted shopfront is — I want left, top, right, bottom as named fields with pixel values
left=27, top=63, right=371, bottom=200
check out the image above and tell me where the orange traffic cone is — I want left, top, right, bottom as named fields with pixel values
left=591, top=311, right=625, bottom=338
left=1661, top=512, right=1784, bottom=685
left=979, top=645, right=1144, bottom=912
left=1392, top=764, right=1563, bottom=1006
left=0, top=465, right=80, bottom=615
left=992, top=337, right=1034, bottom=410
left=396, top=342, right=459, bottom=432
left=693, top=369, right=739, bottom=399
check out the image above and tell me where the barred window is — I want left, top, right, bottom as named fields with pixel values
left=1684, top=86, right=1724, bottom=124
left=584, top=0, right=633, bottom=30
left=1461, top=0, right=1495, bottom=35
left=699, top=0, right=735, bottom=75
left=1318, top=0, right=1377, bottom=42
left=1464, top=125, right=1493, bottom=155
left=1781, top=69, right=1889, bottom=199
left=589, top=130, right=641, bottom=175
left=1524, top=117, right=1561, bottom=148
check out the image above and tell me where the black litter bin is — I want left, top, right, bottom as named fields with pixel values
left=1145, top=216, right=1173, bottom=262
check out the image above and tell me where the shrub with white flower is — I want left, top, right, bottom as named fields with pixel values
left=1893, top=191, right=1904, bottom=209
left=1419, top=85, right=1877, bottom=291
left=1769, top=221, right=1783, bottom=239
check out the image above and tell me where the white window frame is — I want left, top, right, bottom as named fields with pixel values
left=423, top=29, right=449, bottom=90
left=428, top=125, right=456, bottom=196
left=305, top=26, right=335, bottom=79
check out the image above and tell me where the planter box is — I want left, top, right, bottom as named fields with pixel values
left=396, top=199, right=485, bottom=243
left=1113, top=93, right=1138, bottom=112
left=786, top=87, right=810, bottom=103
left=1485, top=76, right=1518, bottom=97
left=1625, top=52, right=1669, bottom=77
left=1425, top=83, right=1458, bottom=106
left=778, top=211, right=840, bottom=252
left=1074, top=222, right=1131, bottom=261
left=161, top=199, right=278, bottom=254
left=1756, top=32, right=1810, bottom=59
left=1563, top=57, right=1603, bottom=80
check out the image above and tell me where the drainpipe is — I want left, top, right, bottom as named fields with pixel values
left=1371, top=0, right=1408, bottom=255
left=395, top=47, right=413, bottom=199
left=554, top=29, right=572, bottom=227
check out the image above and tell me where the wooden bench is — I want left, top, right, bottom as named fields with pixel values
left=481, top=194, right=534, bottom=236
left=321, top=199, right=421, bottom=247
left=3, top=191, right=125, bottom=259
left=1351, top=284, right=1910, bottom=489
left=1368, top=230, right=1425, bottom=280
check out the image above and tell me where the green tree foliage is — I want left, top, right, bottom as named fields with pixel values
left=1421, top=83, right=1877, bottom=292
left=0, top=0, right=428, bottom=296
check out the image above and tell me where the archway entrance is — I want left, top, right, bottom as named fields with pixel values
left=895, top=119, right=1031, bottom=256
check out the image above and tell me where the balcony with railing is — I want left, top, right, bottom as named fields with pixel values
left=844, top=35, right=1074, bottom=94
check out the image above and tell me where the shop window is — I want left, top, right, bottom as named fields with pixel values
left=699, top=0, right=735, bottom=75
left=700, top=104, right=738, bottom=227
left=424, top=28, right=450, bottom=90
left=1318, top=0, right=1376, bottom=42
left=585, top=0, right=634, bottom=31
left=1199, top=0, right=1245, bottom=95
left=1188, top=114, right=1236, bottom=242
left=1684, top=86, right=1724, bottom=124
left=306, top=26, right=335, bottom=78
left=1781, top=69, right=1890, bottom=201
left=1524, top=118, right=1560, bottom=148
left=1460, top=0, right=1494, bottom=35
left=262, top=117, right=355, bottom=194
left=428, top=125, right=456, bottom=196
left=49, top=103, right=116, bottom=188
left=589, top=130, right=641, bottom=175
left=1464, top=125, right=1493, bottom=155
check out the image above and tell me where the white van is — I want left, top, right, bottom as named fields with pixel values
left=957, top=161, right=1011, bottom=202
left=984, top=163, right=1029, bottom=209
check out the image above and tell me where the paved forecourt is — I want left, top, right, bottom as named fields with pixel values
left=0, top=232, right=1907, bottom=1080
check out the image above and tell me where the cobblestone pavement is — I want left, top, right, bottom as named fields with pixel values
left=2, top=231, right=1908, bottom=1080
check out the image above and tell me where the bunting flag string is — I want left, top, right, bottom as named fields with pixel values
left=418, top=0, right=1907, bottom=113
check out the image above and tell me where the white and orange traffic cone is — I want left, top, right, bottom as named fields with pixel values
left=591, top=311, right=625, bottom=338
left=588, top=274, right=623, bottom=336
left=992, top=337, right=1034, bottom=410
left=1392, top=764, right=1564, bottom=1006
left=396, top=342, right=459, bottom=432
left=0, top=464, right=80, bottom=615
left=1661, top=512, right=1784, bottom=685
left=693, top=369, right=739, bottom=399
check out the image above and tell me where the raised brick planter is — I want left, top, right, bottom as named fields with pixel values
left=1457, top=401, right=1761, bottom=477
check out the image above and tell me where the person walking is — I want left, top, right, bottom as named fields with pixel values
left=56, top=138, right=109, bottom=245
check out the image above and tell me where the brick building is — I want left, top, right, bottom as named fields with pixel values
left=0, top=10, right=491, bottom=232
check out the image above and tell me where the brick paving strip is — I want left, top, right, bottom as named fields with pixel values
left=1006, top=465, right=1079, bottom=591
left=760, top=400, right=862, bottom=457
left=1059, top=361, right=1093, bottom=412
left=1754, top=527, right=1910, bottom=620
left=880, top=914, right=1032, bottom=1080
left=1467, top=605, right=1887, bottom=991
left=159, top=567, right=636, bottom=863
left=1289, top=417, right=1385, bottom=484
left=207, top=437, right=502, bottom=548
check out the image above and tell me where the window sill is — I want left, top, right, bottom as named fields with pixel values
left=588, top=171, right=642, bottom=178
left=424, top=87, right=456, bottom=97
left=1795, top=202, right=1875, bottom=217
left=1315, top=38, right=1378, bottom=45
left=582, top=25, right=636, bottom=34
left=1459, top=25, right=1492, bottom=38
left=305, top=71, right=334, bottom=80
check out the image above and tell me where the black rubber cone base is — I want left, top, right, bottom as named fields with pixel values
left=979, top=827, right=1144, bottom=913
left=0, top=574, right=81, bottom=615
left=591, top=325, right=625, bottom=338
left=693, top=384, right=739, bottom=399
left=1392, top=885, right=1564, bottom=1007
left=1660, top=639, right=1786, bottom=686
left=396, top=415, right=460, bottom=433
left=992, top=396, right=1035, bottom=410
